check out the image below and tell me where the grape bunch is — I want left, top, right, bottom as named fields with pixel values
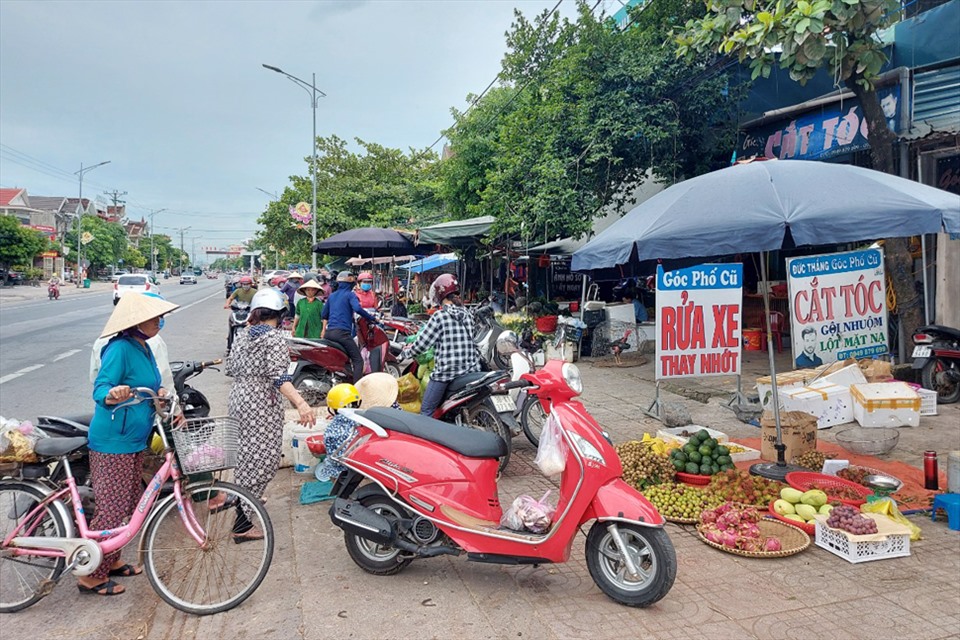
left=826, top=504, right=879, bottom=535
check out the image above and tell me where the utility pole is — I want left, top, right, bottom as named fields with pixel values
left=103, top=189, right=127, bottom=220
left=74, top=160, right=111, bottom=286
left=176, top=226, right=191, bottom=274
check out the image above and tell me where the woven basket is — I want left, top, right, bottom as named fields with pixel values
left=664, top=515, right=699, bottom=525
left=696, top=519, right=811, bottom=558
left=786, top=471, right=872, bottom=506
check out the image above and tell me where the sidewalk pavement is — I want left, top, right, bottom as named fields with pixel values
left=0, top=280, right=113, bottom=304
left=16, top=353, right=960, bottom=640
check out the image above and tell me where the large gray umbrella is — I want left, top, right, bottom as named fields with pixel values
left=312, top=227, right=416, bottom=257
left=572, top=159, right=960, bottom=479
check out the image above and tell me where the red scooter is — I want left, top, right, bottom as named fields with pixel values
left=287, top=318, right=404, bottom=406
left=326, top=358, right=677, bottom=607
left=47, top=281, right=60, bottom=300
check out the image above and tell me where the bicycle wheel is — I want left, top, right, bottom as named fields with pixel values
left=520, top=395, right=549, bottom=448
left=142, top=481, right=273, bottom=615
left=0, top=482, right=69, bottom=612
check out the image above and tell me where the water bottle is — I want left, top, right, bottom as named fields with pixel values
left=924, top=451, right=939, bottom=491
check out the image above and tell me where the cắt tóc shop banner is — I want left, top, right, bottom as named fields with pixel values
left=655, top=263, right=743, bottom=380
left=786, top=248, right=888, bottom=368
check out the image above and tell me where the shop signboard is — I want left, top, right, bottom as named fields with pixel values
left=550, top=258, right=582, bottom=300
left=786, top=248, right=887, bottom=368
left=740, top=86, right=900, bottom=161
left=655, top=263, right=743, bottom=380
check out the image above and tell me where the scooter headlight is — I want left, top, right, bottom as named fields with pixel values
left=569, top=432, right=605, bottom=465
left=561, top=363, right=583, bottom=395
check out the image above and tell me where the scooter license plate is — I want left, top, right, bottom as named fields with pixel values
left=287, top=362, right=298, bottom=375
left=912, top=346, right=931, bottom=358
left=491, top=395, right=516, bottom=412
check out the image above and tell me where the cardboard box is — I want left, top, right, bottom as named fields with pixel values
left=781, top=380, right=856, bottom=429
left=760, top=410, right=818, bottom=462
left=851, top=382, right=921, bottom=428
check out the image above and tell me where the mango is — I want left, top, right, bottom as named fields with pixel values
left=801, top=489, right=828, bottom=508
left=795, top=504, right=818, bottom=521
left=780, top=487, right=804, bottom=504
left=783, top=514, right=806, bottom=523
left=819, top=504, right=834, bottom=515
left=773, top=500, right=796, bottom=516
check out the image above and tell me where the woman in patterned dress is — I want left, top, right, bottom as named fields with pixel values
left=226, top=288, right=314, bottom=542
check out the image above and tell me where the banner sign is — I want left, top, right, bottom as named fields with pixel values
left=656, top=263, right=743, bottom=380
left=290, top=202, right=312, bottom=226
left=786, top=248, right=887, bottom=367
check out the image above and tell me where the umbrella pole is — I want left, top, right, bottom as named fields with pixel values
left=750, top=250, right=803, bottom=481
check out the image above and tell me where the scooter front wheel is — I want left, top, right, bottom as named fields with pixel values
left=585, top=522, right=676, bottom=608
left=344, top=492, right=413, bottom=576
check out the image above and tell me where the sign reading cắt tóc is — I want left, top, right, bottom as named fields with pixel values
left=786, top=248, right=887, bottom=369
left=656, top=263, right=743, bottom=380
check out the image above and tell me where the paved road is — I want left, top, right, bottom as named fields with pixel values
left=0, top=278, right=232, bottom=421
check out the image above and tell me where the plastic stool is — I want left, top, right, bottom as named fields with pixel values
left=931, top=493, right=960, bottom=531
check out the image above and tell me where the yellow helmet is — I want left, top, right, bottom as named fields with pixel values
left=327, top=383, right=361, bottom=413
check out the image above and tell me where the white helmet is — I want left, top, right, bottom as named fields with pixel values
left=250, top=288, right=287, bottom=313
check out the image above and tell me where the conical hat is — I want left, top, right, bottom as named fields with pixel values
left=100, top=293, right=180, bottom=338
left=297, top=279, right=324, bottom=295
left=355, top=372, right=399, bottom=409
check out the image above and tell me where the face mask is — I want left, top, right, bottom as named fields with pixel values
left=360, top=283, right=372, bottom=291
left=242, top=284, right=251, bottom=289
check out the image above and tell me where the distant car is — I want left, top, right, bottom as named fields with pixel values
left=180, top=274, right=198, bottom=285
left=113, top=274, right=157, bottom=305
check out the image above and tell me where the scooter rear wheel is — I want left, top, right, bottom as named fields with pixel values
left=921, top=357, right=960, bottom=404
left=585, top=522, right=676, bottom=608
left=344, top=492, right=413, bottom=576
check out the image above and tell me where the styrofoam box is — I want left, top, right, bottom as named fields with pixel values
left=756, top=362, right=867, bottom=410
left=814, top=516, right=911, bottom=563
left=657, top=426, right=729, bottom=445
left=850, top=382, right=921, bottom=428
left=728, top=444, right=761, bottom=462
left=917, top=388, right=938, bottom=416
left=781, top=380, right=855, bottom=429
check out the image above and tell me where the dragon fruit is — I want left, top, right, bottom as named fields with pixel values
left=763, top=537, right=782, bottom=552
left=700, top=508, right=719, bottom=524
left=717, top=511, right=741, bottom=531
left=720, top=530, right=738, bottom=548
left=738, top=522, right=761, bottom=539
left=701, top=523, right=723, bottom=545
left=738, top=536, right=764, bottom=552
left=715, top=502, right=734, bottom=516
left=740, top=506, right=761, bottom=523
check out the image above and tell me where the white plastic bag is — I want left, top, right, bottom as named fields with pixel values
left=499, top=490, right=556, bottom=533
left=533, top=412, right=566, bottom=477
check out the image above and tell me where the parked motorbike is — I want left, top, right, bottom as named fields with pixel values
left=912, top=325, right=960, bottom=404
left=498, top=330, right=549, bottom=446
left=473, top=305, right=509, bottom=370
left=325, top=357, right=676, bottom=607
left=288, top=318, right=404, bottom=406
left=47, top=282, right=60, bottom=300
left=227, top=301, right=251, bottom=353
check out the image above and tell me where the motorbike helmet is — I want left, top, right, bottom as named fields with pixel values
left=250, top=288, right=287, bottom=313
left=336, top=271, right=354, bottom=282
left=358, top=271, right=373, bottom=282
left=239, top=275, right=253, bottom=287
left=429, top=273, right=459, bottom=306
left=327, top=383, right=361, bottom=414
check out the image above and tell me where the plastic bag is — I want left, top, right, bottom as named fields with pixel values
left=533, top=412, right=566, bottom=477
left=0, top=418, right=48, bottom=463
left=861, top=497, right=922, bottom=540
left=500, top=490, right=556, bottom=533
left=397, top=373, right=421, bottom=404
left=399, top=400, right=422, bottom=414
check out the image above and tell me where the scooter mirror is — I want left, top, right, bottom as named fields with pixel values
left=496, top=331, right=520, bottom=356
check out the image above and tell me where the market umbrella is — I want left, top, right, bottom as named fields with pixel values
left=312, top=227, right=416, bottom=257
left=572, top=159, right=960, bottom=480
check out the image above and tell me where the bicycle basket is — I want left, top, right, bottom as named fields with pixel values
left=171, top=416, right=240, bottom=474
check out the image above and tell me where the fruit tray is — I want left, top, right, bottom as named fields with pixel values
left=696, top=519, right=811, bottom=558
left=675, top=471, right=712, bottom=486
left=767, top=500, right=816, bottom=535
left=785, top=471, right=872, bottom=507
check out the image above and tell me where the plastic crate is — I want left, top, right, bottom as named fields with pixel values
left=917, top=388, right=938, bottom=416
left=814, top=518, right=910, bottom=563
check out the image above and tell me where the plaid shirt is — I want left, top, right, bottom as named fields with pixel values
left=403, top=304, right=480, bottom=382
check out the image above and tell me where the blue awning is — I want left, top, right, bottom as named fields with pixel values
left=396, top=253, right=458, bottom=274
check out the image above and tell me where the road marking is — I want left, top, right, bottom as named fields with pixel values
left=169, top=290, right=224, bottom=314
left=53, top=349, right=81, bottom=362
left=0, top=364, right=45, bottom=385
left=0, top=374, right=22, bottom=385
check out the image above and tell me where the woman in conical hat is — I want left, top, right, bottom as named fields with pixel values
left=79, top=293, right=178, bottom=596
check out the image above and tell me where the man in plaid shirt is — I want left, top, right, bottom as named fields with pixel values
left=400, top=274, right=481, bottom=416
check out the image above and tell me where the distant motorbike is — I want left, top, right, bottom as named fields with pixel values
left=47, top=282, right=60, bottom=300
left=473, top=306, right=509, bottom=370
left=912, top=325, right=960, bottom=404
left=227, top=301, right=251, bottom=353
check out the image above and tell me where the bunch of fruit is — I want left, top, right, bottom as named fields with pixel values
left=669, top=429, right=735, bottom=476
left=809, top=481, right=866, bottom=502
left=792, top=450, right=827, bottom=472
left=826, top=504, right=879, bottom=535
left=703, top=469, right=783, bottom=507
left=772, top=487, right=832, bottom=525
left=837, top=467, right=872, bottom=486
left=616, top=440, right=675, bottom=490
left=700, top=502, right=782, bottom=552
left=724, top=444, right=749, bottom=454
left=643, top=483, right=722, bottom=521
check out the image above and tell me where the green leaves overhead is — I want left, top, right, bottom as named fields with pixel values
left=0, top=215, right=49, bottom=268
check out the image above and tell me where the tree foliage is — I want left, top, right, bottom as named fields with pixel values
left=439, top=0, right=740, bottom=241
left=0, top=215, right=48, bottom=268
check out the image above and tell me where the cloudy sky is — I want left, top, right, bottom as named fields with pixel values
left=0, top=0, right=596, bottom=251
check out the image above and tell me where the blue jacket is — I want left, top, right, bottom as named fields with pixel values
left=322, top=281, right=376, bottom=331
left=89, top=335, right=162, bottom=454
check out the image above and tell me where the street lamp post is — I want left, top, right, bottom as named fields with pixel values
left=74, top=160, right=111, bottom=286
left=262, top=63, right=326, bottom=270
left=147, top=208, right=167, bottom=274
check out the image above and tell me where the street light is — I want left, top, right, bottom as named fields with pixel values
left=256, top=187, right=279, bottom=200
left=73, top=160, right=111, bottom=286
left=262, top=63, right=326, bottom=270
left=147, top=208, right=167, bottom=274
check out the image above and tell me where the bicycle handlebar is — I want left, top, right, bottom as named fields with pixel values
left=111, top=387, right=176, bottom=420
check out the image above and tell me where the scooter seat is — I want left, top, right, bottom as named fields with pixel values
left=359, top=408, right=508, bottom=459
left=38, top=414, right=93, bottom=430
left=317, top=338, right=348, bottom=354
left=34, top=436, right=88, bottom=458
left=446, top=371, right=503, bottom=394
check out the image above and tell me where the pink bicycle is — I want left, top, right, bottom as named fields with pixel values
left=0, top=388, right=273, bottom=615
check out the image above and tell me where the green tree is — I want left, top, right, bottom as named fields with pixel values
left=0, top=215, right=47, bottom=269
left=677, top=0, right=922, bottom=340
left=122, top=246, right=147, bottom=269
left=64, top=215, right=127, bottom=271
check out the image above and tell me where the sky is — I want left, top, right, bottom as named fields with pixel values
left=0, top=0, right=596, bottom=256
